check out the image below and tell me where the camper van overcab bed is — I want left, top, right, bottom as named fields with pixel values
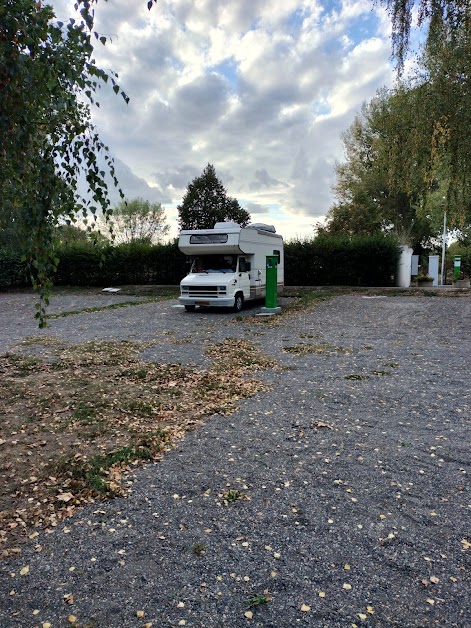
left=178, top=222, right=284, bottom=312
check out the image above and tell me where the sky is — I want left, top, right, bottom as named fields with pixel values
left=51, top=0, right=397, bottom=241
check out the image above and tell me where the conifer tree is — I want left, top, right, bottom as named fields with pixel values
left=177, top=164, right=250, bottom=230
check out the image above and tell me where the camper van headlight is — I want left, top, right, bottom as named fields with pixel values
left=218, top=286, right=226, bottom=292
left=181, top=285, right=189, bottom=293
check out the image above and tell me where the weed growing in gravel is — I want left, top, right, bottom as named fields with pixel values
left=345, top=374, right=370, bottom=380
left=246, top=592, right=272, bottom=608
left=192, top=542, right=206, bottom=556
left=223, top=489, right=247, bottom=503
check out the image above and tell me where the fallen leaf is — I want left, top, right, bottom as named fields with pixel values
left=244, top=611, right=253, bottom=619
left=367, top=605, right=375, bottom=615
left=461, top=538, right=470, bottom=551
left=430, top=576, right=439, bottom=584
left=358, top=613, right=367, bottom=620
left=136, top=610, right=145, bottom=618
left=318, top=591, right=326, bottom=598
left=68, top=616, right=77, bottom=624
left=426, top=598, right=435, bottom=605
left=343, top=583, right=352, bottom=590
left=20, top=566, right=30, bottom=576
left=300, top=604, right=311, bottom=612
left=57, top=493, right=74, bottom=502
left=314, top=421, right=332, bottom=429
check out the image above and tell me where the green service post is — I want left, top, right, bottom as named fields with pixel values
left=454, top=256, right=461, bottom=281
left=265, top=255, right=278, bottom=309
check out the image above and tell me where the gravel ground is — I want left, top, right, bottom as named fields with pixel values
left=0, top=291, right=470, bottom=627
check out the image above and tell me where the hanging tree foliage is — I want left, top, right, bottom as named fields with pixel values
left=0, top=0, right=157, bottom=326
left=378, top=0, right=471, bottom=230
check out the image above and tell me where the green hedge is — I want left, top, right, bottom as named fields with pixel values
left=284, top=235, right=400, bottom=286
left=0, top=251, right=29, bottom=288
left=1, top=235, right=400, bottom=290
left=53, top=240, right=187, bottom=286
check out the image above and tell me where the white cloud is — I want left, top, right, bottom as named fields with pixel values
left=51, top=0, right=396, bottom=240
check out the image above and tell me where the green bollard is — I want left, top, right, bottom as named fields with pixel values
left=265, top=255, right=278, bottom=309
left=453, top=256, right=461, bottom=281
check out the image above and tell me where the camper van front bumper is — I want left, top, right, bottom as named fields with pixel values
left=179, top=296, right=235, bottom=308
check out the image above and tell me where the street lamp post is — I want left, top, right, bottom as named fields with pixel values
left=440, top=206, right=446, bottom=286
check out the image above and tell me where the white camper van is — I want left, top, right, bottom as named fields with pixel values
left=178, top=222, right=284, bottom=312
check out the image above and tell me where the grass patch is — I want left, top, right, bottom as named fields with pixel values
left=345, top=374, right=370, bottom=381
left=0, top=334, right=276, bottom=553
left=283, top=342, right=351, bottom=355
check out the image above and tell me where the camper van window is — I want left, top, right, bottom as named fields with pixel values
left=239, top=258, right=250, bottom=272
left=190, top=234, right=228, bottom=244
left=193, top=255, right=236, bottom=273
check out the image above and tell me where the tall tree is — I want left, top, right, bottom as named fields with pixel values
left=106, top=198, right=170, bottom=244
left=177, top=164, right=250, bottom=230
left=322, top=88, right=437, bottom=248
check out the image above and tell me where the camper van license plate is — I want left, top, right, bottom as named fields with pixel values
left=195, top=300, right=209, bottom=306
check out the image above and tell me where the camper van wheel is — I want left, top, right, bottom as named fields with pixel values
left=233, top=293, right=244, bottom=312
left=184, top=305, right=196, bottom=312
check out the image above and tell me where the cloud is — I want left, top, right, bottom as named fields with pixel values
left=52, top=0, right=395, bottom=239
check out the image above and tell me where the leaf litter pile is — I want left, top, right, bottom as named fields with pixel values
left=0, top=336, right=276, bottom=556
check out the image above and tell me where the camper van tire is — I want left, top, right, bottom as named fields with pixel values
left=184, top=305, right=196, bottom=312
left=233, top=293, right=244, bottom=312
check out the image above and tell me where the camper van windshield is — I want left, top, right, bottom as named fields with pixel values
left=192, top=255, right=237, bottom=273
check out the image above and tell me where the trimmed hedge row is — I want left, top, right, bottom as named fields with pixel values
left=0, top=251, right=29, bottom=288
left=1, top=235, right=400, bottom=290
left=284, top=235, right=400, bottom=286
left=53, top=241, right=187, bottom=286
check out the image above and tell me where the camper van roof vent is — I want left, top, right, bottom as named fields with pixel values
left=247, top=223, right=276, bottom=233
left=214, top=222, right=241, bottom=230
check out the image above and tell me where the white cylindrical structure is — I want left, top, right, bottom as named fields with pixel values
left=396, top=245, right=413, bottom=287
left=440, top=210, right=446, bottom=285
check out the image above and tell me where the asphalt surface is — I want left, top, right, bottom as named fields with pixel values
left=0, top=290, right=470, bottom=627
